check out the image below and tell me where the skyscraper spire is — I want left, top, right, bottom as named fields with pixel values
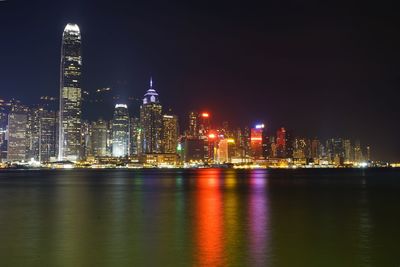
left=150, top=77, right=153, bottom=89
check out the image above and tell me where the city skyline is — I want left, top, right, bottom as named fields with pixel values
left=0, top=0, right=399, bottom=161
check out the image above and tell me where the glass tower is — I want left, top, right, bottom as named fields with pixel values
left=112, top=104, right=130, bottom=157
left=59, top=23, right=82, bottom=161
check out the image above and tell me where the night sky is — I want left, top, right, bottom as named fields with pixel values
left=0, top=0, right=399, bottom=161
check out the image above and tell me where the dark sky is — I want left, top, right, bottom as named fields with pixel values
left=0, top=0, right=399, bottom=161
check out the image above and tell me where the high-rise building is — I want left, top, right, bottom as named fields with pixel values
left=106, top=120, right=113, bottom=156
left=311, top=139, right=321, bottom=160
left=112, top=104, right=130, bottom=157
left=91, top=119, right=108, bottom=157
left=366, top=145, right=371, bottom=161
left=0, top=109, right=7, bottom=161
left=130, top=117, right=141, bottom=156
left=140, top=78, right=162, bottom=154
left=162, top=114, right=179, bottom=154
left=198, top=112, right=210, bottom=137
left=26, top=107, right=41, bottom=161
left=39, top=109, right=57, bottom=162
left=81, top=120, right=92, bottom=159
left=242, top=126, right=251, bottom=158
left=276, top=127, right=287, bottom=158
left=293, top=138, right=307, bottom=160
left=354, top=140, right=363, bottom=163
left=325, top=138, right=345, bottom=165
left=344, top=139, right=352, bottom=163
left=250, top=124, right=265, bottom=160
left=7, top=113, right=27, bottom=162
left=181, top=137, right=205, bottom=163
left=188, top=111, right=198, bottom=137
left=59, top=23, right=82, bottom=161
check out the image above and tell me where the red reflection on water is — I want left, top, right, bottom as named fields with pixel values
left=248, top=169, right=270, bottom=266
left=195, top=169, right=224, bottom=266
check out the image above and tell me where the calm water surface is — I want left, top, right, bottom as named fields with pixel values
left=0, top=169, right=399, bottom=266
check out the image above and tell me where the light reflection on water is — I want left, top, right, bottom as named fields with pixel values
left=0, top=169, right=399, bottom=266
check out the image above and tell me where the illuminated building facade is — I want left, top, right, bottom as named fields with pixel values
left=130, top=117, right=141, bottom=156
left=81, top=120, right=92, bottom=159
left=91, top=119, right=108, bottom=157
left=344, top=139, right=352, bottom=162
left=0, top=109, right=7, bottom=161
left=162, top=114, right=179, bottom=154
left=326, top=138, right=345, bottom=164
left=250, top=124, right=264, bottom=160
left=112, top=104, right=130, bottom=157
left=7, top=113, right=27, bottom=161
left=199, top=112, right=210, bottom=137
left=293, top=138, right=310, bottom=163
left=311, top=139, right=321, bottom=161
left=59, top=23, right=82, bottom=161
left=188, top=111, right=198, bottom=137
left=39, top=109, right=57, bottom=162
left=354, top=140, right=363, bottom=163
left=140, top=78, right=162, bottom=154
left=26, top=107, right=41, bottom=161
left=276, top=127, right=287, bottom=158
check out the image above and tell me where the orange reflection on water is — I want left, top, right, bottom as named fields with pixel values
left=195, top=169, right=224, bottom=266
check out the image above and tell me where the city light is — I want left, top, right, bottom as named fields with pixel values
left=0, top=23, right=385, bottom=169
left=227, top=138, right=235, bottom=144
left=255, top=124, right=264, bottom=129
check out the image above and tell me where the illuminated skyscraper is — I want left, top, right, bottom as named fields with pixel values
left=354, top=140, right=363, bottom=163
left=199, top=112, right=210, bottom=137
left=162, top=114, right=179, bottom=153
left=7, top=113, right=27, bottom=162
left=276, top=127, right=287, bottom=158
left=140, top=78, right=162, bottom=154
left=130, top=117, right=141, bottom=156
left=91, top=119, right=108, bottom=157
left=58, top=23, right=82, bottom=161
left=39, top=109, right=57, bottom=162
left=344, top=139, right=352, bottom=162
left=366, top=145, right=371, bottom=161
left=250, top=124, right=265, bottom=159
left=188, top=111, right=198, bottom=137
left=26, top=107, right=41, bottom=161
left=311, top=139, right=321, bottom=161
left=112, top=104, right=130, bottom=157
left=0, top=109, right=7, bottom=161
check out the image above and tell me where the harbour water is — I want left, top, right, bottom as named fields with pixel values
left=0, top=168, right=399, bottom=266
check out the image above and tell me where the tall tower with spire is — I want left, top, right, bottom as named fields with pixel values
left=58, top=23, right=82, bottom=161
left=140, top=78, right=163, bottom=154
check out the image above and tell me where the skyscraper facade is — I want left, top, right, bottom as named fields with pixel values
left=250, top=124, right=264, bottom=159
left=91, top=119, right=108, bottom=157
left=188, top=111, right=198, bottom=137
left=162, top=114, right=179, bottom=153
left=39, top=109, right=57, bottom=162
left=129, top=117, right=141, bottom=156
left=276, top=127, right=287, bottom=158
left=112, top=104, right=130, bottom=157
left=7, top=113, right=27, bottom=162
left=140, top=79, right=162, bottom=154
left=26, top=107, right=41, bottom=161
left=59, top=23, right=82, bottom=161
